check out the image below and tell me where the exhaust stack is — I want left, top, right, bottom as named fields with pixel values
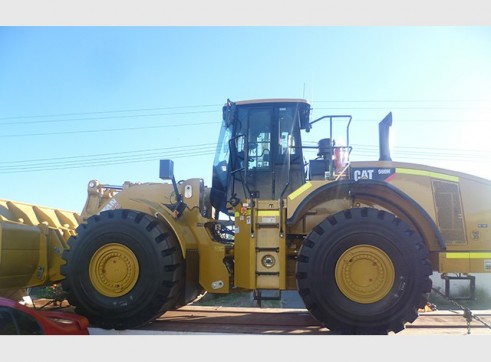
left=379, top=112, right=392, bottom=161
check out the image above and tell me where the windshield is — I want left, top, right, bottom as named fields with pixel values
left=213, top=122, right=232, bottom=188
left=210, top=120, right=232, bottom=215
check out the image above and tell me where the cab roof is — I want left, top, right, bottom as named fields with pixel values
left=230, top=98, right=310, bottom=106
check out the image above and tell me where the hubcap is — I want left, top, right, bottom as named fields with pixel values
left=335, top=244, right=395, bottom=304
left=89, top=243, right=139, bottom=297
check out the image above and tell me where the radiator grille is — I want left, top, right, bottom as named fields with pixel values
left=432, top=180, right=466, bottom=244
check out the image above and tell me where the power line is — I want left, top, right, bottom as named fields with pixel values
left=0, top=110, right=219, bottom=127
left=1, top=99, right=490, bottom=126
left=0, top=143, right=217, bottom=164
left=313, top=106, right=491, bottom=111
left=0, top=148, right=217, bottom=174
left=0, top=115, right=489, bottom=138
left=0, top=121, right=220, bottom=138
left=0, top=104, right=221, bottom=122
left=313, top=99, right=491, bottom=103
left=1, top=140, right=490, bottom=174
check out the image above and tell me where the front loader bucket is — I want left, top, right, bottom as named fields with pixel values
left=0, top=199, right=81, bottom=290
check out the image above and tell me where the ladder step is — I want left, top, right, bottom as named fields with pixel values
left=255, top=223, right=280, bottom=228
left=255, top=247, right=279, bottom=252
left=253, top=290, right=282, bottom=305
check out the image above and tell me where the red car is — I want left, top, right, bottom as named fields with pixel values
left=0, top=297, right=90, bottom=335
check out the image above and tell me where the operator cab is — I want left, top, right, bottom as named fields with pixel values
left=210, top=99, right=310, bottom=215
left=209, top=98, right=352, bottom=217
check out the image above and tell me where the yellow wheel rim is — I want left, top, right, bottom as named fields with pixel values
left=89, top=243, right=139, bottom=297
left=335, top=244, right=395, bottom=304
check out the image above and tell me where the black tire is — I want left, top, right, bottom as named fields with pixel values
left=296, top=207, right=432, bottom=335
left=60, top=209, right=185, bottom=330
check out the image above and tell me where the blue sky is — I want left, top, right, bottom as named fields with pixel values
left=0, top=26, right=490, bottom=213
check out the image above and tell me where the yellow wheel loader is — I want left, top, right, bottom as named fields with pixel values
left=1, top=98, right=490, bottom=334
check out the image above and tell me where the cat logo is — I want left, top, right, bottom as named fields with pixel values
left=353, top=169, right=374, bottom=181
left=351, top=167, right=395, bottom=181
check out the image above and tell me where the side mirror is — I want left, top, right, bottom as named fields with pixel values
left=159, top=159, right=174, bottom=180
left=159, top=159, right=186, bottom=218
left=222, top=99, right=236, bottom=126
left=300, top=106, right=311, bottom=132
